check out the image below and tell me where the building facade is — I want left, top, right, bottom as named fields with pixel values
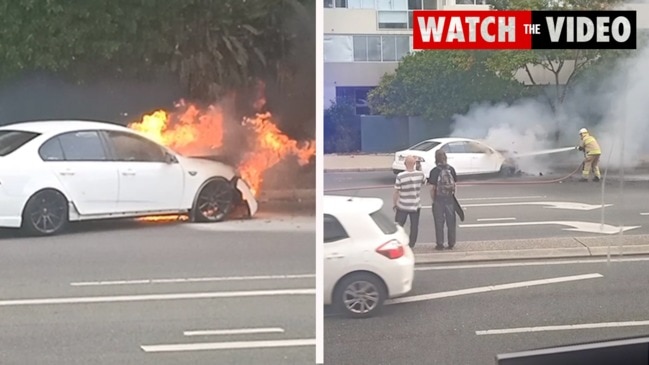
left=324, top=0, right=649, bottom=114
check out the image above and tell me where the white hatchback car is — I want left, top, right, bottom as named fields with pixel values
left=324, top=195, right=415, bottom=318
left=0, top=120, right=258, bottom=236
left=392, top=137, right=519, bottom=178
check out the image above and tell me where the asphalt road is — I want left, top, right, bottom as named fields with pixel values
left=324, top=171, right=649, bottom=242
left=0, top=209, right=315, bottom=365
left=324, top=257, right=649, bottom=365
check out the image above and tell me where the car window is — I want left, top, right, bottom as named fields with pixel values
left=466, top=142, right=491, bottom=154
left=39, top=137, right=66, bottom=161
left=370, top=210, right=398, bottom=235
left=408, top=141, right=440, bottom=152
left=0, top=130, right=40, bottom=157
left=57, top=131, right=108, bottom=161
left=106, top=131, right=166, bottom=162
left=324, top=214, right=349, bottom=243
left=444, top=142, right=467, bottom=153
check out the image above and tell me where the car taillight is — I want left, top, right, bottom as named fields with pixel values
left=376, top=240, right=404, bottom=260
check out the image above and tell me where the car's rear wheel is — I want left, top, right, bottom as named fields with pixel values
left=192, top=178, right=235, bottom=222
left=22, top=189, right=69, bottom=236
left=334, top=272, right=387, bottom=319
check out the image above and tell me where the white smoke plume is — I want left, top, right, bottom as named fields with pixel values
left=449, top=44, right=649, bottom=174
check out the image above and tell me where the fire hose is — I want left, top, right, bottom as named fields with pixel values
left=323, top=163, right=584, bottom=193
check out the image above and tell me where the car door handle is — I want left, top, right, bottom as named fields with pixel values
left=59, top=170, right=75, bottom=176
left=326, top=254, right=345, bottom=260
left=121, top=170, right=136, bottom=176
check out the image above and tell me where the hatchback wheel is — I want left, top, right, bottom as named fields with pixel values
left=22, top=190, right=68, bottom=236
left=193, top=178, right=234, bottom=222
left=335, top=273, right=386, bottom=319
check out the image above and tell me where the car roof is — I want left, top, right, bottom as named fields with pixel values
left=417, top=137, right=477, bottom=144
left=0, top=120, right=131, bottom=135
left=324, top=195, right=384, bottom=215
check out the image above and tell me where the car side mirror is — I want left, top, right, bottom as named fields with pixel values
left=164, top=152, right=178, bottom=164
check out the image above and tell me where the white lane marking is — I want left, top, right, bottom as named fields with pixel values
left=641, top=213, right=649, bottom=216
left=386, top=273, right=602, bottom=305
left=184, top=327, right=285, bottom=337
left=459, top=196, right=546, bottom=202
left=416, top=256, right=649, bottom=271
left=71, top=274, right=315, bottom=287
left=0, top=288, right=315, bottom=307
left=476, top=320, right=649, bottom=336
left=459, top=221, right=640, bottom=235
left=141, top=338, right=316, bottom=353
left=476, top=217, right=516, bottom=222
left=462, top=196, right=548, bottom=201
left=462, top=201, right=611, bottom=211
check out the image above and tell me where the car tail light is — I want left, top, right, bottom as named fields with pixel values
left=376, top=240, right=405, bottom=260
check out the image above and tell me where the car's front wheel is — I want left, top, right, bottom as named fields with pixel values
left=22, top=189, right=69, bottom=236
left=192, top=178, right=235, bottom=222
left=499, top=163, right=516, bottom=177
left=334, top=272, right=387, bottom=319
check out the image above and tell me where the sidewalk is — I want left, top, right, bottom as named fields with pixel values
left=413, top=234, right=649, bottom=264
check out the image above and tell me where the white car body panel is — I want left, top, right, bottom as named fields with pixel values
left=392, top=137, right=508, bottom=177
left=0, top=120, right=258, bottom=229
left=323, top=195, right=415, bottom=306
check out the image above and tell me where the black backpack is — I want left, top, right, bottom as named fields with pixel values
left=436, top=166, right=456, bottom=197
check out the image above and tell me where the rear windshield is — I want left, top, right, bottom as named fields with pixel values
left=0, top=130, right=40, bottom=156
left=409, top=141, right=440, bottom=151
left=370, top=210, right=398, bottom=235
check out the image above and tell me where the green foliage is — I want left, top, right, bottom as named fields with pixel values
left=367, top=50, right=530, bottom=122
left=324, top=99, right=360, bottom=153
left=0, top=0, right=310, bottom=101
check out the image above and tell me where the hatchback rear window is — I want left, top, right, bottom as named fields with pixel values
left=370, top=210, right=398, bottom=235
left=0, top=130, right=40, bottom=156
left=409, top=141, right=440, bottom=151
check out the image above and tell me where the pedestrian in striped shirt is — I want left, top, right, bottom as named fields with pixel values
left=393, top=155, right=427, bottom=248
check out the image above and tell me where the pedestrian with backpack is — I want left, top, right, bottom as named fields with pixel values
left=429, top=149, right=458, bottom=250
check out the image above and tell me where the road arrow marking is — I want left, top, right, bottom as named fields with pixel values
left=386, top=273, right=603, bottom=305
left=462, top=201, right=612, bottom=211
left=459, top=221, right=640, bottom=235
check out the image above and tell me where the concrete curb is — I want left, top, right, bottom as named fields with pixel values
left=414, top=244, right=649, bottom=264
left=259, top=189, right=315, bottom=202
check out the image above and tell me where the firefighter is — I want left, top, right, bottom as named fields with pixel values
left=576, top=128, right=602, bottom=182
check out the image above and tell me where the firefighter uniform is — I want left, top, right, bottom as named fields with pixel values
left=577, top=128, right=601, bottom=182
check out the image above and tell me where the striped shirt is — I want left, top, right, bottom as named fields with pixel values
left=395, top=170, right=427, bottom=211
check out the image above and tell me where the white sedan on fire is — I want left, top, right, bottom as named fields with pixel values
left=0, top=120, right=258, bottom=236
left=392, top=137, right=519, bottom=178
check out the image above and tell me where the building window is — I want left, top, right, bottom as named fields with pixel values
left=353, top=36, right=382, bottom=61
left=336, top=87, right=374, bottom=115
left=325, top=34, right=412, bottom=63
left=324, top=35, right=354, bottom=62
left=377, top=0, right=408, bottom=9
left=348, top=0, right=376, bottom=8
left=377, top=11, right=409, bottom=28
left=353, top=35, right=411, bottom=62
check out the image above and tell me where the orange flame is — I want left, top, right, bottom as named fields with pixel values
left=239, top=112, right=316, bottom=196
left=127, top=100, right=314, bottom=199
left=129, top=101, right=225, bottom=156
